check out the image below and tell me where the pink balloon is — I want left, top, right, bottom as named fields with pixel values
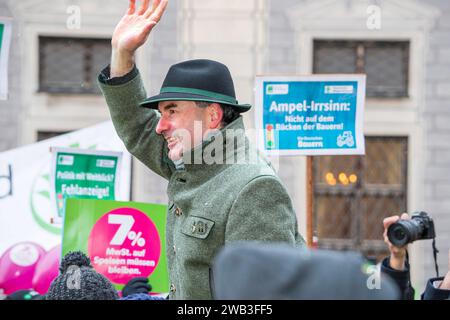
left=32, top=245, right=61, bottom=295
left=0, top=242, right=46, bottom=294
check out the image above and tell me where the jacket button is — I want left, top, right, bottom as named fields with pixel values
left=170, top=284, right=176, bottom=293
left=173, top=245, right=176, bottom=253
left=175, top=207, right=182, bottom=216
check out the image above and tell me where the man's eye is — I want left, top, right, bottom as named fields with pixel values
left=169, top=109, right=176, bottom=115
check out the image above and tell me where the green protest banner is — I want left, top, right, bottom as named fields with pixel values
left=63, top=198, right=169, bottom=294
left=51, top=148, right=123, bottom=222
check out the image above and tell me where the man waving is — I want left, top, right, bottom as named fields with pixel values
left=98, top=0, right=304, bottom=300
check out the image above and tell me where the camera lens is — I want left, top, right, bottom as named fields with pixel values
left=387, top=224, right=409, bottom=247
left=393, top=228, right=406, bottom=242
left=387, top=219, right=423, bottom=247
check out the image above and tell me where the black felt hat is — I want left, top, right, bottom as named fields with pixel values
left=140, top=59, right=251, bottom=113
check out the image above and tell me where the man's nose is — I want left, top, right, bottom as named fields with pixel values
left=156, top=117, right=169, bottom=135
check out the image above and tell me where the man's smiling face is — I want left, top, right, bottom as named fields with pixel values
left=156, top=101, right=211, bottom=161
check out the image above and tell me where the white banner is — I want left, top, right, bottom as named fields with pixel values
left=0, top=18, right=13, bottom=100
left=0, top=121, right=132, bottom=255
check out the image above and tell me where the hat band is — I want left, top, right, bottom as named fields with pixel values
left=160, top=87, right=238, bottom=105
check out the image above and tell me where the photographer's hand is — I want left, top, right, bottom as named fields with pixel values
left=383, top=213, right=410, bottom=271
left=439, top=250, right=450, bottom=289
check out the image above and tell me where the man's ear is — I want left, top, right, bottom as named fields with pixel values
left=208, top=103, right=223, bottom=129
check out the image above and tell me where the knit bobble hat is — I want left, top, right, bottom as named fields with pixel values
left=45, top=251, right=119, bottom=300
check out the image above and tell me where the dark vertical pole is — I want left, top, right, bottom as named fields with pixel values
left=353, top=156, right=363, bottom=251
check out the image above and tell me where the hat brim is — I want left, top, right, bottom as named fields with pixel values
left=140, top=92, right=252, bottom=113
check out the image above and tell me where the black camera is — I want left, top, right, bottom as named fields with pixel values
left=387, top=211, right=436, bottom=247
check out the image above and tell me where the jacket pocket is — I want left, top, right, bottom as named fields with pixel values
left=181, top=216, right=215, bottom=240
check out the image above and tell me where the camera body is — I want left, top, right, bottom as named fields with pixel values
left=387, top=211, right=436, bottom=247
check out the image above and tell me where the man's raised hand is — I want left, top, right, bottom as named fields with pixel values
left=112, top=0, right=168, bottom=52
left=111, top=0, right=168, bottom=76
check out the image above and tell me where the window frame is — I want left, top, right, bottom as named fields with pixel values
left=36, top=130, right=71, bottom=142
left=38, top=36, right=111, bottom=95
left=312, top=136, right=408, bottom=259
left=312, top=40, right=410, bottom=98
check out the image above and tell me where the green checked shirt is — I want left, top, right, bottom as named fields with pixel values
left=98, top=66, right=305, bottom=300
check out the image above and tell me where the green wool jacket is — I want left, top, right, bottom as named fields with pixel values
left=98, top=68, right=305, bottom=300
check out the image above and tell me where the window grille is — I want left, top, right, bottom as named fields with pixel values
left=39, top=37, right=111, bottom=94
left=313, top=40, right=409, bottom=98
left=313, top=137, right=408, bottom=261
